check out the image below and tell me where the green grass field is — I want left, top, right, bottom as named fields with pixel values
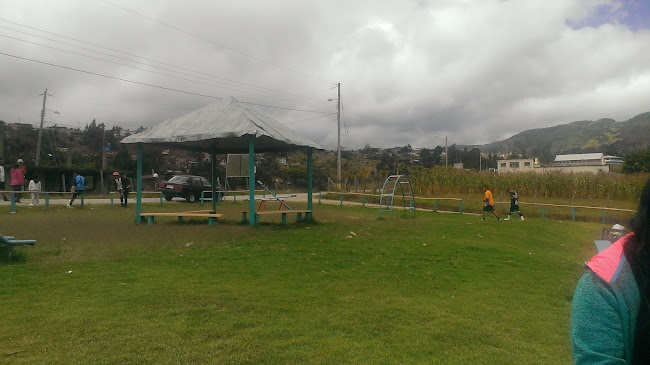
left=1, top=201, right=616, bottom=364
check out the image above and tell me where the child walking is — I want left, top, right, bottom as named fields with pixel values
left=28, top=176, right=42, bottom=206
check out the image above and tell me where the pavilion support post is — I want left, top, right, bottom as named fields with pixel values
left=307, top=148, right=313, bottom=219
left=248, top=135, right=256, bottom=226
left=211, top=148, right=217, bottom=213
left=135, top=143, right=143, bottom=224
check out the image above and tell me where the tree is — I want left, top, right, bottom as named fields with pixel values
left=623, top=149, right=650, bottom=174
left=419, top=148, right=435, bottom=168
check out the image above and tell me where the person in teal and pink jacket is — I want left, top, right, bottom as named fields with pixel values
left=571, top=177, right=650, bottom=364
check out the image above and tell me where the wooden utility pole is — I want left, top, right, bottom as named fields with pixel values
left=35, top=88, right=48, bottom=166
left=336, top=83, right=341, bottom=189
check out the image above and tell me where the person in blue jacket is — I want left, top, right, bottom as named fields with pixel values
left=571, top=177, right=650, bottom=364
left=67, top=171, right=85, bottom=207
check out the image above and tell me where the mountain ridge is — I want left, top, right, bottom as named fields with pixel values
left=480, top=112, right=650, bottom=162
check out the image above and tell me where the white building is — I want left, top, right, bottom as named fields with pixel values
left=554, top=153, right=605, bottom=165
left=497, top=159, right=536, bottom=173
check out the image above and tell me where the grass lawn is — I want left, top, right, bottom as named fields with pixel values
left=0, top=201, right=613, bottom=364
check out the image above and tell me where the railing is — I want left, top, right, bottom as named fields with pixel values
left=497, top=201, right=635, bottom=223
left=319, top=192, right=464, bottom=214
left=318, top=191, right=635, bottom=223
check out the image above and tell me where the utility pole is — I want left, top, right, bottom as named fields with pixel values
left=336, top=82, right=341, bottom=190
left=100, top=126, right=106, bottom=193
left=328, top=83, right=341, bottom=190
left=445, top=136, right=448, bottom=168
left=35, top=88, right=48, bottom=167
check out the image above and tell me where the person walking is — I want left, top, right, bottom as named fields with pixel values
left=17, top=158, right=27, bottom=197
left=571, top=178, right=650, bottom=363
left=0, top=159, right=7, bottom=201
left=481, top=186, right=501, bottom=222
left=504, top=188, right=524, bottom=221
left=67, top=171, right=85, bottom=207
left=10, top=163, right=25, bottom=203
left=28, top=176, right=42, bottom=206
left=113, top=171, right=130, bottom=207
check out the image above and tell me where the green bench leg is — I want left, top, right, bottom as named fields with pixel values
left=296, top=212, right=303, bottom=222
left=241, top=212, right=248, bottom=223
left=281, top=213, right=287, bottom=226
left=178, top=216, right=184, bottom=223
left=208, top=217, right=215, bottom=226
left=147, top=216, right=155, bottom=225
left=254, top=213, right=259, bottom=225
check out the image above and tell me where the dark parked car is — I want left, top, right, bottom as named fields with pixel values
left=159, top=175, right=224, bottom=203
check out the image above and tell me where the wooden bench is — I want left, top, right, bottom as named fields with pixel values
left=140, top=210, right=224, bottom=226
left=241, top=210, right=311, bottom=226
left=1, top=234, right=37, bottom=261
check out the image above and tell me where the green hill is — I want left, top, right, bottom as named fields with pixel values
left=481, top=112, right=650, bottom=162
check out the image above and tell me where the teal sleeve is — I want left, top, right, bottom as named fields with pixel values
left=571, top=271, right=627, bottom=365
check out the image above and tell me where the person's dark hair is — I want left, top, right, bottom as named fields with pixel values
left=625, top=178, right=650, bottom=275
left=624, top=178, right=650, bottom=365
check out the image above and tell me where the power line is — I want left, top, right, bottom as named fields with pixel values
left=0, top=18, right=332, bottom=105
left=0, top=51, right=222, bottom=99
left=0, top=51, right=334, bottom=114
left=97, top=0, right=331, bottom=83
left=240, top=102, right=332, bottom=114
left=0, top=32, right=331, bottom=106
left=282, top=112, right=337, bottom=124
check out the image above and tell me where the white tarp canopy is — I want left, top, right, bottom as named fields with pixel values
left=121, top=96, right=323, bottom=153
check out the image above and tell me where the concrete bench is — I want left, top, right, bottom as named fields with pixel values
left=241, top=210, right=311, bottom=226
left=140, top=211, right=224, bottom=226
left=1, top=234, right=37, bottom=261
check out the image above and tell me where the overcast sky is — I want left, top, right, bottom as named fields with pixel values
left=1, top=0, right=649, bottom=150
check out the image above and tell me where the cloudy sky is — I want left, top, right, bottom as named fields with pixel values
left=1, top=0, right=649, bottom=150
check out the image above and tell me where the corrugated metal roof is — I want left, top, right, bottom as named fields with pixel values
left=554, top=153, right=603, bottom=162
left=121, top=97, right=323, bottom=153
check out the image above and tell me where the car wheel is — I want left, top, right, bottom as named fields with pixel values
left=164, top=195, right=173, bottom=201
left=186, top=193, right=197, bottom=203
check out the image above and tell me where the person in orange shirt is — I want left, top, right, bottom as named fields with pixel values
left=481, top=186, right=501, bottom=222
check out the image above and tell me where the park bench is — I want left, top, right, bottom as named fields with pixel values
left=140, top=210, right=224, bottom=226
left=1, top=233, right=37, bottom=261
left=241, top=210, right=311, bottom=226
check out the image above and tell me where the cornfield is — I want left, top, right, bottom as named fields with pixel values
left=350, top=167, right=649, bottom=203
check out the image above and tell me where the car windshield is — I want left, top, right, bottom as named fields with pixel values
left=168, top=176, right=189, bottom=183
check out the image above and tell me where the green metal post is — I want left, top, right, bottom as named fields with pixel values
left=248, top=135, right=256, bottom=226
left=80, top=192, right=84, bottom=208
left=307, top=148, right=313, bottom=219
left=10, top=192, right=16, bottom=213
left=542, top=205, right=545, bottom=218
left=362, top=194, right=365, bottom=207
left=135, top=143, right=143, bottom=224
left=572, top=207, right=576, bottom=221
left=211, top=149, right=217, bottom=213
left=318, top=192, right=321, bottom=204
left=602, top=209, right=606, bottom=224
left=434, top=199, right=438, bottom=212
left=45, top=193, right=49, bottom=209
left=340, top=193, right=343, bottom=206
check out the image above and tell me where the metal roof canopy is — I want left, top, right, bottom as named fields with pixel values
left=121, top=97, right=322, bottom=225
left=121, top=96, right=323, bottom=153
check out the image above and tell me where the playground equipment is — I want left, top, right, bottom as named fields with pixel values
left=378, top=175, right=416, bottom=217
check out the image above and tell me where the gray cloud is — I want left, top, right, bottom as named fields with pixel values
left=1, top=0, right=649, bottom=151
